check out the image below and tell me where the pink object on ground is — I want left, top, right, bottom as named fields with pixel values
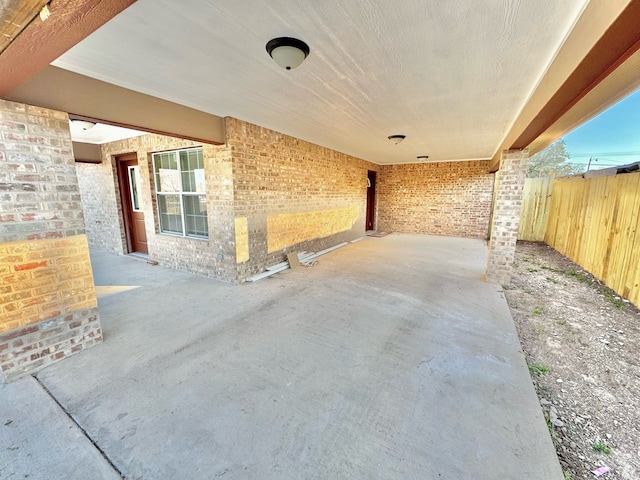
left=591, top=465, right=612, bottom=477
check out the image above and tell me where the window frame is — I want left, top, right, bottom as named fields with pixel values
left=151, top=147, right=208, bottom=240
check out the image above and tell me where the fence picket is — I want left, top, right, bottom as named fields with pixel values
left=524, top=171, right=640, bottom=307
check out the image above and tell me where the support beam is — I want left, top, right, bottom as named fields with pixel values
left=489, top=0, right=639, bottom=172
left=510, top=0, right=640, bottom=151
left=72, top=142, right=102, bottom=163
left=0, top=99, right=103, bottom=382
left=0, top=0, right=49, bottom=55
left=528, top=46, right=640, bottom=156
left=0, top=0, right=137, bottom=96
left=6, top=66, right=226, bottom=145
left=486, top=150, right=529, bottom=285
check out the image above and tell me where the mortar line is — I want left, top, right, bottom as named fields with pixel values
left=33, top=374, right=126, bottom=480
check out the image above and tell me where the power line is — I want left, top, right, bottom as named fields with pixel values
left=566, top=162, right=620, bottom=167
left=569, top=151, right=640, bottom=158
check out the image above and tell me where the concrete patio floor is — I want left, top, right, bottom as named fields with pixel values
left=0, top=234, right=563, bottom=480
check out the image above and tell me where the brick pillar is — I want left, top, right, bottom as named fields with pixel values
left=485, top=149, right=529, bottom=285
left=0, top=100, right=103, bottom=382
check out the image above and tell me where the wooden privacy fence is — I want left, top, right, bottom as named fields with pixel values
left=543, top=172, right=640, bottom=306
left=518, top=178, right=553, bottom=241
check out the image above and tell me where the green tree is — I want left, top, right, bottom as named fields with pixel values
left=527, top=139, right=582, bottom=178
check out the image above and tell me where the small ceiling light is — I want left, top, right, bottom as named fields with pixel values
left=388, top=135, right=406, bottom=145
left=417, top=155, right=429, bottom=160
left=71, top=119, right=97, bottom=131
left=266, top=37, right=310, bottom=70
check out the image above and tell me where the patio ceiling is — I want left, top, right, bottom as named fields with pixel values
left=2, top=0, right=640, bottom=167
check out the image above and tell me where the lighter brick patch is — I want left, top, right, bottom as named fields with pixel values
left=0, top=235, right=97, bottom=334
left=234, top=217, right=249, bottom=263
left=267, top=205, right=359, bottom=253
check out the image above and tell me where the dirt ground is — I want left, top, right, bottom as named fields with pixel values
left=504, top=241, right=640, bottom=480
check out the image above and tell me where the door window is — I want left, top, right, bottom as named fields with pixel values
left=128, top=166, right=142, bottom=212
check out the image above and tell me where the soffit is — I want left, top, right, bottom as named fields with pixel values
left=50, top=0, right=588, bottom=164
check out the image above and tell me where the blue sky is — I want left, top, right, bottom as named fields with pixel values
left=563, top=88, right=640, bottom=169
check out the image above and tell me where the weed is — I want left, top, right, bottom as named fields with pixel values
left=556, top=318, right=573, bottom=331
left=563, top=470, right=573, bottom=480
left=592, top=439, right=612, bottom=455
left=542, top=265, right=564, bottom=274
left=603, top=290, right=624, bottom=310
left=567, top=270, right=588, bottom=283
left=528, top=268, right=539, bottom=273
left=543, top=411, right=553, bottom=431
left=546, top=276, right=558, bottom=284
left=534, top=325, right=546, bottom=334
left=524, top=288, right=534, bottom=295
left=502, top=284, right=511, bottom=291
left=533, top=307, right=543, bottom=315
left=528, top=363, right=550, bottom=376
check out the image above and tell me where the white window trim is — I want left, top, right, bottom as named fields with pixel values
left=152, top=148, right=208, bottom=240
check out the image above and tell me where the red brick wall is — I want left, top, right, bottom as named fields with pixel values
left=227, top=118, right=378, bottom=280
left=0, top=99, right=102, bottom=382
left=377, top=161, right=494, bottom=239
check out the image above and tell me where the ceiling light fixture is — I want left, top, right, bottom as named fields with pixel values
left=266, top=37, right=310, bottom=70
left=417, top=155, right=429, bottom=160
left=71, top=119, right=97, bottom=131
left=388, top=135, right=406, bottom=145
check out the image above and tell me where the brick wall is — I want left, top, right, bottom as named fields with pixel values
left=486, top=149, right=529, bottom=284
left=77, top=118, right=498, bottom=284
left=377, top=161, right=494, bottom=238
left=78, top=134, right=237, bottom=281
left=227, top=118, right=378, bottom=281
left=0, top=99, right=102, bottom=382
left=76, top=161, right=122, bottom=254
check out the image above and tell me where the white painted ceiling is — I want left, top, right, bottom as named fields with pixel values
left=54, top=0, right=589, bottom=164
left=69, top=120, right=145, bottom=144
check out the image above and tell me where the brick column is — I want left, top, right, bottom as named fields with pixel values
left=485, top=149, right=529, bottom=285
left=0, top=100, right=103, bottom=382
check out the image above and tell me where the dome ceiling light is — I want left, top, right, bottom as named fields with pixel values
left=71, top=119, right=97, bottom=130
left=266, top=37, right=310, bottom=70
left=388, top=135, right=406, bottom=145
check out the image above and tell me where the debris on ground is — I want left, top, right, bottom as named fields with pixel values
left=592, top=465, right=612, bottom=477
left=247, top=242, right=349, bottom=282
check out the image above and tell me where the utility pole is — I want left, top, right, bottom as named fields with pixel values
left=587, top=157, right=598, bottom=171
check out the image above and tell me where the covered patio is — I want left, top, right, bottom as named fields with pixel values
left=1, top=234, right=562, bottom=479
